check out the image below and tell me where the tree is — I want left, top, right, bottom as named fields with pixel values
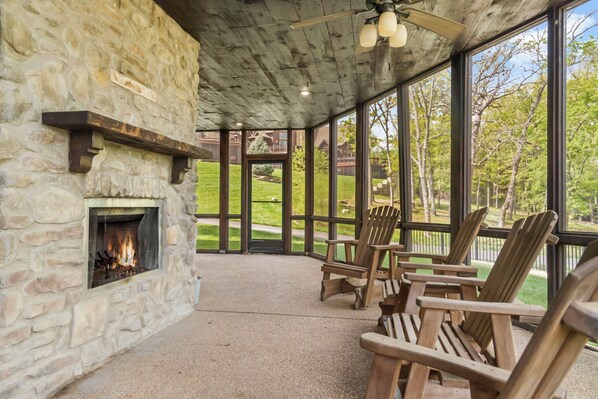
left=409, top=69, right=451, bottom=222
left=369, top=95, right=400, bottom=207
left=565, top=19, right=598, bottom=226
left=469, top=26, right=549, bottom=227
left=313, top=147, right=329, bottom=216
left=248, top=136, right=274, bottom=176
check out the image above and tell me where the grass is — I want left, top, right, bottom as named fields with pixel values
left=474, top=262, right=548, bottom=308
left=199, top=158, right=598, bottom=232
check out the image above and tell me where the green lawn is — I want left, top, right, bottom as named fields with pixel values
left=196, top=223, right=322, bottom=254
left=474, top=262, right=548, bottom=308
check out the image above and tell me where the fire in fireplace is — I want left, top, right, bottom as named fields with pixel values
left=87, top=205, right=159, bottom=289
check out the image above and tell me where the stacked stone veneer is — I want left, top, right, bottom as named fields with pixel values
left=0, top=0, right=201, bottom=397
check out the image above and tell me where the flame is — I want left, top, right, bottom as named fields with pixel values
left=107, top=230, right=137, bottom=269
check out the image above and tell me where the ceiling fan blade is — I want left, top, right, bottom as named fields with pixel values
left=290, top=10, right=366, bottom=30
left=402, top=8, right=466, bottom=40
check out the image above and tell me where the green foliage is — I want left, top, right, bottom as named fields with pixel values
left=313, top=147, right=329, bottom=173
left=312, top=147, right=330, bottom=216
left=292, top=147, right=306, bottom=172
left=248, top=137, right=274, bottom=176
left=409, top=69, right=451, bottom=223
left=565, top=38, right=598, bottom=229
left=292, top=147, right=306, bottom=215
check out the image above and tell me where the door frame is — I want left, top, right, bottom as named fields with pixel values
left=244, top=156, right=288, bottom=254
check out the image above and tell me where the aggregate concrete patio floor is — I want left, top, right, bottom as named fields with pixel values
left=57, top=254, right=598, bottom=399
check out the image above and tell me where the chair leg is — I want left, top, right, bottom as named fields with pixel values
left=378, top=302, right=396, bottom=326
left=362, top=250, right=382, bottom=308
left=395, top=281, right=426, bottom=314
left=365, top=354, right=402, bottom=399
left=321, top=277, right=359, bottom=301
left=447, top=293, right=463, bottom=325
left=403, top=309, right=445, bottom=399
left=355, top=283, right=383, bottom=310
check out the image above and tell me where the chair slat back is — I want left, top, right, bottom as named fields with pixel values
left=445, top=207, right=489, bottom=265
left=577, top=239, right=598, bottom=266
left=462, top=211, right=558, bottom=349
left=499, top=255, right=598, bottom=399
left=354, top=206, right=401, bottom=268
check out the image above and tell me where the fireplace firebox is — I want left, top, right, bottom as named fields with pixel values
left=86, top=200, right=161, bottom=289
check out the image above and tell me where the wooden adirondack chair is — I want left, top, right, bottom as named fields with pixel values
left=360, top=251, right=598, bottom=399
left=321, top=205, right=402, bottom=309
left=376, top=211, right=558, bottom=391
left=380, top=207, right=489, bottom=319
left=390, top=211, right=558, bottom=318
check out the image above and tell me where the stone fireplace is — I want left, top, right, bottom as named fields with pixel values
left=86, top=199, right=161, bottom=290
left=0, top=0, right=204, bottom=397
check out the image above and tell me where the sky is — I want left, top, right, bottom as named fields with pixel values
left=472, top=0, right=598, bottom=81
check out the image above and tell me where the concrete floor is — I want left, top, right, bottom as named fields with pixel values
left=56, top=254, right=598, bottom=399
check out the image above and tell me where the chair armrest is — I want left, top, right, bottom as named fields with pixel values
left=324, top=239, right=359, bottom=245
left=546, top=234, right=559, bottom=245
left=370, top=243, right=405, bottom=251
left=404, top=273, right=486, bottom=287
left=360, top=333, right=509, bottom=392
left=416, top=297, right=546, bottom=317
left=393, top=252, right=446, bottom=261
left=563, top=301, right=598, bottom=341
left=399, top=262, right=478, bottom=274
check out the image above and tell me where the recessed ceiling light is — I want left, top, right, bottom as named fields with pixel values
left=300, top=89, right=311, bottom=96
left=235, top=122, right=243, bottom=127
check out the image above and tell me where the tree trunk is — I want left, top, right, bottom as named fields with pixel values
left=499, top=145, right=523, bottom=227
left=498, top=81, right=546, bottom=227
left=476, top=175, right=481, bottom=209
left=427, top=175, right=436, bottom=216
left=410, top=169, right=415, bottom=209
left=418, top=167, right=430, bottom=222
left=495, top=183, right=499, bottom=209
left=508, top=183, right=516, bottom=220
left=410, top=90, right=430, bottom=222
left=368, top=162, right=374, bottom=206
left=427, top=161, right=437, bottom=216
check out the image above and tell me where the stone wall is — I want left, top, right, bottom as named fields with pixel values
left=0, top=0, right=200, bottom=397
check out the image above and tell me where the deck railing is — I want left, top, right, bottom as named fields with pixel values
left=410, top=230, right=581, bottom=274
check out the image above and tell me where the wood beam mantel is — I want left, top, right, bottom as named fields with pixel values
left=42, top=111, right=212, bottom=184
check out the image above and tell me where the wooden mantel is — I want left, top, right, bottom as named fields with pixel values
left=42, top=111, right=212, bottom=184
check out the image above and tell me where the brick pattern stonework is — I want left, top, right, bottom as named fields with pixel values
left=0, top=0, right=200, bottom=397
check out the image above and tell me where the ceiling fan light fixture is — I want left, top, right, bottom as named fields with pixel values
left=359, top=23, right=378, bottom=48
left=378, top=11, right=397, bottom=37
left=389, top=23, right=407, bottom=48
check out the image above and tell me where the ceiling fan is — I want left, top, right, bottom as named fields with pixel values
left=290, top=0, right=466, bottom=53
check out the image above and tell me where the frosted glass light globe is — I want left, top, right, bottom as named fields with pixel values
left=389, top=23, right=407, bottom=48
left=359, top=24, right=378, bottom=48
left=378, top=11, right=398, bottom=37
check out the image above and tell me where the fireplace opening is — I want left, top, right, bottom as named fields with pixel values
left=87, top=206, right=159, bottom=289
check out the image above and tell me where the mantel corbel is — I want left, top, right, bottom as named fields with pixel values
left=42, top=111, right=211, bottom=184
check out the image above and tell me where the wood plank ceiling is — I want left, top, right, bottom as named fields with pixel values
left=154, top=0, right=572, bottom=130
